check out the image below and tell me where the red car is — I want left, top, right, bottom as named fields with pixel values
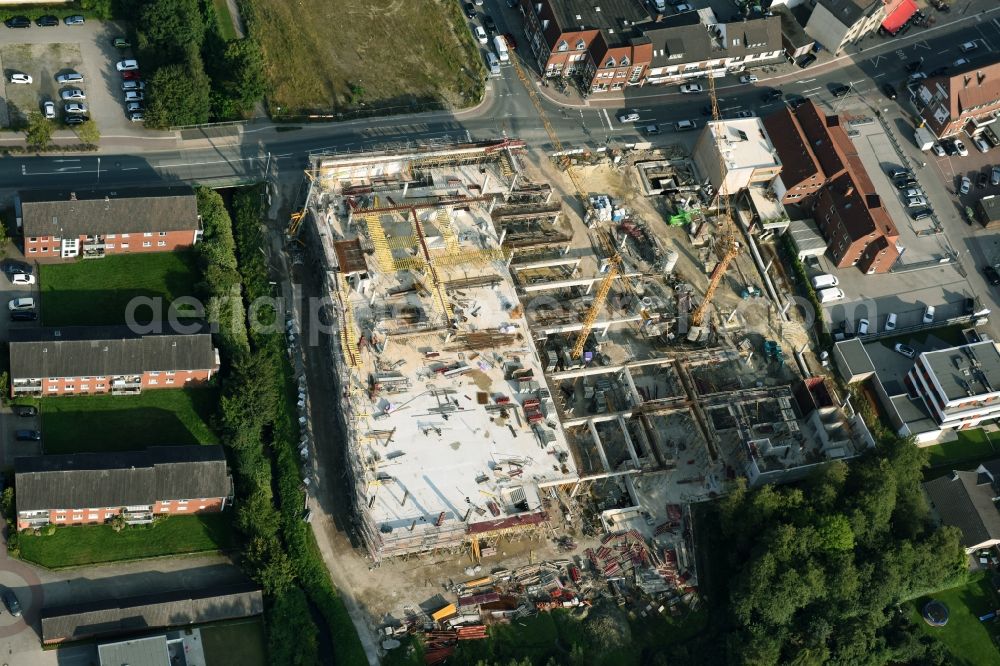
left=121, top=70, right=141, bottom=81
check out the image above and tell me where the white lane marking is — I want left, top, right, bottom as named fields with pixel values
left=601, top=109, right=613, bottom=131
left=874, top=72, right=886, bottom=78
left=52, top=159, right=81, bottom=163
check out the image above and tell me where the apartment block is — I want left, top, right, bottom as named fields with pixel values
left=907, top=341, right=1000, bottom=431
left=913, top=60, right=1000, bottom=140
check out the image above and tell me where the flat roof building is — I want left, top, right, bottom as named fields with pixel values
left=907, top=341, right=1000, bottom=430
left=692, top=118, right=782, bottom=197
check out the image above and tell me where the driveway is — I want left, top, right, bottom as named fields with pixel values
left=0, top=19, right=137, bottom=138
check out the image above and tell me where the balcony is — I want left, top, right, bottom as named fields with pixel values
left=124, top=512, right=154, bottom=524
left=111, top=377, right=142, bottom=395
left=12, top=381, right=42, bottom=396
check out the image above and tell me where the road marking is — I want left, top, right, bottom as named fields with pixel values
left=871, top=55, right=885, bottom=67
left=121, top=167, right=139, bottom=171
left=802, top=87, right=821, bottom=92
left=52, top=159, right=81, bottom=163
left=975, top=25, right=994, bottom=51
left=937, top=49, right=950, bottom=54
left=913, top=40, right=931, bottom=50
left=874, top=72, right=886, bottom=78
left=601, top=109, right=613, bottom=131
left=799, top=78, right=816, bottom=84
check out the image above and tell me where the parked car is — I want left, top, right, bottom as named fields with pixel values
left=2, top=259, right=31, bottom=276
left=674, top=3, right=693, bottom=11
left=64, top=14, right=84, bottom=25
left=10, top=310, right=37, bottom=322
left=885, top=313, right=897, bottom=331
left=817, top=287, right=845, bottom=303
left=12, top=405, right=37, bottom=417
left=761, top=89, right=782, bottom=102
left=941, top=138, right=958, bottom=155
left=739, top=74, right=758, bottom=84
left=4, top=16, right=30, bottom=28
left=923, top=305, right=936, bottom=323
left=906, top=196, right=928, bottom=207
left=126, top=101, right=143, bottom=113
left=953, top=57, right=970, bottom=68
left=992, top=166, right=1000, bottom=186
left=121, top=80, right=146, bottom=91
left=932, top=143, right=946, bottom=157
left=894, top=343, right=916, bottom=359
left=8, top=297, right=34, bottom=311
left=960, top=176, right=971, bottom=194
left=43, top=101, right=55, bottom=120
left=955, top=139, right=969, bottom=156
left=56, top=72, right=83, bottom=84
left=902, top=187, right=923, bottom=198
left=64, top=115, right=87, bottom=125
left=674, top=119, right=697, bottom=131
left=474, top=26, right=488, bottom=44
left=643, top=124, right=661, bottom=136
left=121, top=70, right=141, bottom=81
left=124, top=91, right=144, bottom=102
left=679, top=83, right=703, bottom=94
left=128, top=111, right=145, bottom=122
left=11, top=273, right=35, bottom=285
left=1, top=589, right=21, bottom=617
left=35, top=15, right=58, bottom=27
left=9, top=73, right=32, bottom=84
left=857, top=318, right=870, bottom=335
left=463, top=2, right=476, bottom=19
left=117, top=59, right=139, bottom=71
left=730, top=110, right=754, bottom=118
left=64, top=102, right=87, bottom=114
left=113, top=36, right=131, bottom=49
left=960, top=41, right=978, bottom=53
left=975, top=137, right=991, bottom=153
left=979, top=171, right=989, bottom=189
left=882, top=83, right=897, bottom=99
left=831, top=84, right=850, bottom=97
left=929, top=66, right=949, bottom=77
left=482, top=14, right=496, bottom=32
left=894, top=177, right=918, bottom=189
left=984, top=265, right=1000, bottom=285
left=888, top=167, right=912, bottom=179
left=798, top=53, right=817, bottom=68
left=908, top=71, right=928, bottom=83
left=14, top=430, right=41, bottom=442
left=911, top=208, right=932, bottom=220
left=60, top=88, right=85, bottom=101
left=617, top=110, right=640, bottom=123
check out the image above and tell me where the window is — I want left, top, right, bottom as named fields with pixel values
left=107, top=234, right=116, bottom=239
left=81, top=384, right=89, bottom=390
left=620, top=56, right=629, bottom=67
left=150, top=371, right=160, bottom=377
left=106, top=244, right=115, bottom=249
left=576, top=39, right=586, bottom=50
left=48, top=386, right=57, bottom=392
left=605, top=57, right=615, bottom=68
left=28, top=237, right=37, bottom=242
left=28, top=248, right=36, bottom=254
left=41, top=247, right=48, bottom=252
left=149, top=379, right=158, bottom=385
left=142, top=241, right=152, bottom=247
left=158, top=231, right=167, bottom=237
left=166, top=379, right=175, bottom=385
left=157, top=241, right=166, bottom=247
left=143, top=232, right=153, bottom=237
left=121, top=243, right=129, bottom=249
left=557, top=40, right=568, bottom=51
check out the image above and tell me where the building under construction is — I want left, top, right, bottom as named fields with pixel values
left=301, top=140, right=584, bottom=562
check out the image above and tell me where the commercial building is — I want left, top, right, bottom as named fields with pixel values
left=16, top=186, right=202, bottom=261
left=643, top=13, right=784, bottom=85
left=519, top=0, right=652, bottom=94
left=691, top=118, right=782, bottom=196
left=906, top=341, right=1000, bottom=431
left=803, top=0, right=884, bottom=55
left=8, top=326, right=220, bottom=397
left=765, top=100, right=899, bottom=273
left=924, top=461, right=1000, bottom=554
left=977, top=195, right=1000, bottom=229
left=15, top=445, right=232, bottom=530
left=913, top=60, right=1000, bottom=139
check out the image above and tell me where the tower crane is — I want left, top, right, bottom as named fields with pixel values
left=689, top=72, right=741, bottom=328
left=504, top=38, right=627, bottom=359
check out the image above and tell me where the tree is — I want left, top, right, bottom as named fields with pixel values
left=217, top=39, right=266, bottom=117
left=138, top=0, right=205, bottom=63
left=0, top=371, right=8, bottom=404
left=75, top=119, right=100, bottom=146
left=80, top=0, right=114, bottom=19
left=25, top=112, right=53, bottom=151
left=145, top=57, right=211, bottom=128
left=266, top=588, right=318, bottom=666
left=110, top=511, right=127, bottom=532
left=244, top=535, right=296, bottom=595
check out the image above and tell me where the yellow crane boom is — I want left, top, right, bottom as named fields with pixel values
left=690, top=72, right=740, bottom=328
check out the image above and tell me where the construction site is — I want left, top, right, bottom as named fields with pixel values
left=291, top=123, right=872, bottom=659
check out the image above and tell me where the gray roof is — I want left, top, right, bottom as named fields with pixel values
left=771, top=5, right=813, bottom=48
left=550, top=0, right=650, bottom=33
left=15, top=446, right=230, bottom=511
left=19, top=186, right=199, bottom=238
left=98, top=636, right=170, bottom=666
left=9, top=328, right=217, bottom=380
left=644, top=15, right=783, bottom=67
left=888, top=395, right=937, bottom=434
left=834, top=338, right=875, bottom=378
left=920, top=341, right=1000, bottom=403
left=41, top=585, right=262, bottom=645
left=925, top=466, right=1000, bottom=548
left=980, top=196, right=1000, bottom=223
left=815, top=0, right=881, bottom=27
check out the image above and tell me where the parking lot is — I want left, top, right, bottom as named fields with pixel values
left=0, top=18, right=140, bottom=136
left=929, top=137, right=1000, bottom=212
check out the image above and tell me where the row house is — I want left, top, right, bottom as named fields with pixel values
left=15, top=445, right=232, bottom=529
left=913, top=60, right=1000, bottom=140
left=803, top=0, right=884, bottom=55
left=644, top=13, right=784, bottom=85
left=16, top=185, right=202, bottom=261
left=9, top=326, right=220, bottom=397
left=519, top=0, right=652, bottom=94
left=765, top=100, right=899, bottom=273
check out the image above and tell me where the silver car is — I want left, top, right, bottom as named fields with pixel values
left=60, top=88, right=86, bottom=101
left=64, top=102, right=88, bottom=114
left=56, top=72, right=83, bottom=84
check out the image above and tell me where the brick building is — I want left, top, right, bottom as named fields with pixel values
left=9, top=326, right=220, bottom=397
left=765, top=100, right=899, bottom=273
left=15, top=445, right=232, bottom=529
left=913, top=60, right=1000, bottom=140
left=16, top=186, right=202, bottom=261
left=519, top=0, right=653, bottom=94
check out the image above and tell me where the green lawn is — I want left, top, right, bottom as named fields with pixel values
left=39, top=250, right=200, bottom=326
left=212, top=0, right=239, bottom=41
left=201, top=619, right=267, bottom=666
left=35, top=388, right=219, bottom=454
left=18, top=514, right=236, bottom=568
left=924, top=429, right=1000, bottom=474
left=908, top=572, right=1000, bottom=666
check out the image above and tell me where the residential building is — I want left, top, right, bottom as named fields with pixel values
left=770, top=5, right=815, bottom=59
left=16, top=186, right=202, bottom=261
left=924, top=461, right=1000, bottom=553
left=691, top=118, right=782, bottom=196
left=41, top=584, right=262, bottom=645
left=98, top=636, right=172, bottom=666
left=913, top=60, right=1000, bottom=139
left=15, top=445, right=232, bottom=530
left=8, top=326, right=220, bottom=397
left=906, top=341, right=1000, bottom=432
left=803, top=0, right=884, bottom=55
left=519, top=0, right=653, bottom=94
left=765, top=100, right=899, bottom=273
left=643, top=13, right=784, bottom=85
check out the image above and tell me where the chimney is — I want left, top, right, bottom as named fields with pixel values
left=69, top=192, right=77, bottom=200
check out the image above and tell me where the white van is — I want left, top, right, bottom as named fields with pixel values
left=486, top=52, right=501, bottom=78
left=817, top=287, right=845, bottom=304
left=812, top=274, right=839, bottom=290
left=493, top=35, right=510, bottom=64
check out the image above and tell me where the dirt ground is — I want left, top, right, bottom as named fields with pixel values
left=0, top=42, right=82, bottom=127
